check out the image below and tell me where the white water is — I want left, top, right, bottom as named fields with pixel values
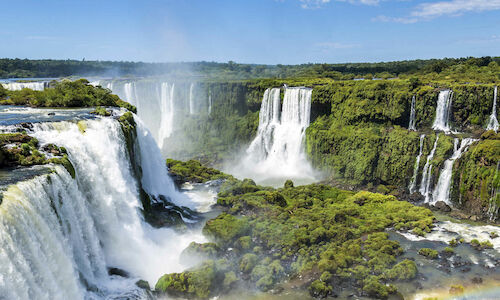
left=409, top=134, right=425, bottom=194
left=0, top=117, right=209, bottom=299
left=432, top=90, right=453, bottom=132
left=400, top=221, right=500, bottom=254
left=189, top=83, right=195, bottom=115
left=419, top=135, right=440, bottom=202
left=408, top=95, right=417, bottom=131
left=1, top=81, right=48, bottom=91
left=231, top=87, right=317, bottom=186
left=486, top=86, right=499, bottom=132
left=431, top=138, right=477, bottom=205
left=94, top=79, right=208, bottom=154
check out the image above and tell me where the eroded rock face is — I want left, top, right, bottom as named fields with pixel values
left=434, top=201, right=451, bottom=212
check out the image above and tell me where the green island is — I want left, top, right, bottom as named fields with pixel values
left=156, top=170, right=433, bottom=299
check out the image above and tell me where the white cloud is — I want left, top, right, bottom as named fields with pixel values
left=371, top=15, right=417, bottom=24
left=336, top=0, right=380, bottom=5
left=299, top=0, right=380, bottom=9
left=299, top=0, right=331, bottom=9
left=374, top=0, right=500, bottom=23
left=411, top=0, right=500, bottom=18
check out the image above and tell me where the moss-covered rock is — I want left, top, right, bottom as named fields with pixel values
left=166, top=158, right=230, bottom=185
left=418, top=248, right=439, bottom=259
left=203, top=213, right=250, bottom=245
left=155, top=260, right=217, bottom=299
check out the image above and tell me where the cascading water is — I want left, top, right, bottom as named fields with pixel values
left=419, top=135, right=440, bottom=202
left=486, top=86, right=499, bottom=132
left=0, top=117, right=207, bottom=299
left=189, top=83, right=195, bottom=115
left=232, top=87, right=316, bottom=185
left=409, top=134, right=425, bottom=194
left=432, top=90, right=453, bottom=132
left=408, top=95, right=417, bottom=131
left=94, top=79, right=208, bottom=154
left=157, top=83, right=175, bottom=150
left=431, top=138, right=476, bottom=205
left=1, top=81, right=49, bottom=91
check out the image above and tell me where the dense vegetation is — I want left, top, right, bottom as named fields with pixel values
left=0, top=79, right=136, bottom=112
left=160, top=74, right=498, bottom=221
left=1, top=56, right=499, bottom=81
left=0, top=132, right=75, bottom=177
left=453, top=130, right=500, bottom=220
left=155, top=176, right=435, bottom=299
left=166, top=159, right=230, bottom=185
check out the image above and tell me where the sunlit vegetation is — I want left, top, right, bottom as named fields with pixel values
left=156, top=175, right=434, bottom=299
left=1, top=56, right=499, bottom=82
left=0, top=79, right=136, bottom=112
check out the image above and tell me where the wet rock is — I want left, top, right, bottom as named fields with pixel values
left=434, top=201, right=451, bottom=212
left=450, top=211, right=471, bottom=220
left=19, top=122, right=33, bottom=129
left=108, top=267, right=129, bottom=277
left=471, top=277, right=483, bottom=284
left=47, top=112, right=55, bottom=116
left=136, top=279, right=150, bottom=290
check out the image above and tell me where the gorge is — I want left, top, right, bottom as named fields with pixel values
left=0, top=60, right=499, bottom=300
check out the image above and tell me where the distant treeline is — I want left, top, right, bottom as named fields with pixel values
left=0, top=56, right=499, bottom=80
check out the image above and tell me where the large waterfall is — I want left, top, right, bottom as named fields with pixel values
left=92, top=79, right=208, bottom=153
left=432, top=90, right=453, bottom=132
left=409, top=134, right=425, bottom=194
left=1, top=81, right=49, bottom=91
left=486, top=86, right=499, bottom=132
left=408, top=95, right=417, bottom=131
left=230, top=87, right=316, bottom=186
left=419, top=135, right=440, bottom=202
left=0, top=117, right=207, bottom=299
left=431, top=138, right=476, bottom=205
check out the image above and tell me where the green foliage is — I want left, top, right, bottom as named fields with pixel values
left=196, top=179, right=433, bottom=298
left=1, top=57, right=498, bottom=81
left=1, top=79, right=136, bottom=112
left=383, top=259, right=417, bottom=280
left=181, top=242, right=221, bottom=260
left=166, top=158, right=231, bottom=184
left=239, top=254, right=258, bottom=273
left=452, top=134, right=499, bottom=218
left=308, top=279, right=332, bottom=298
left=418, top=248, right=439, bottom=259
left=90, top=106, right=111, bottom=116
left=284, top=179, right=294, bottom=188
left=155, top=260, right=217, bottom=299
left=203, top=213, right=250, bottom=245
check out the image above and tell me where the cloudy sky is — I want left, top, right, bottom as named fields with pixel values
left=0, top=0, right=499, bottom=64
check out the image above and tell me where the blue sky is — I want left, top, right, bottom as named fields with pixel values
left=0, top=0, right=499, bottom=64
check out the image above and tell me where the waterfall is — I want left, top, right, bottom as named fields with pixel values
left=0, top=117, right=206, bottom=299
left=419, top=135, right=440, bottom=202
left=408, top=95, right=417, bottom=131
left=431, top=138, right=476, bottom=205
left=432, top=90, right=453, bottom=132
left=98, top=79, right=206, bottom=154
left=486, top=86, right=499, bottom=132
left=232, top=87, right=316, bottom=186
left=208, top=91, right=212, bottom=115
left=189, top=83, right=195, bottom=115
left=2, top=81, right=49, bottom=91
left=157, top=83, right=175, bottom=150
left=409, top=134, right=425, bottom=194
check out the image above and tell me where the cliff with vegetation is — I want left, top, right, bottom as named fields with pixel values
left=161, top=60, right=499, bottom=221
